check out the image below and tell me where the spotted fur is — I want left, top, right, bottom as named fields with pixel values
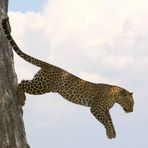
left=2, top=17, right=134, bottom=139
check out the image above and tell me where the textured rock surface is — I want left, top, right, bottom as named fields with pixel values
left=0, top=0, right=30, bottom=147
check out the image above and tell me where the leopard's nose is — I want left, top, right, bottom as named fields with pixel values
left=124, top=108, right=133, bottom=113
left=130, top=108, right=133, bottom=112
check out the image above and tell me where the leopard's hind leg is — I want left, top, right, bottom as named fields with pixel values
left=17, top=82, right=26, bottom=106
left=18, top=78, right=50, bottom=106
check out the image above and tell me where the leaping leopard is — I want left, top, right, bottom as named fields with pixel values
left=1, top=17, right=134, bottom=139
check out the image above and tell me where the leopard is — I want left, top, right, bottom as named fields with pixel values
left=1, top=17, right=134, bottom=139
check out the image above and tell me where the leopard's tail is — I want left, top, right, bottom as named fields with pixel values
left=2, top=17, right=49, bottom=68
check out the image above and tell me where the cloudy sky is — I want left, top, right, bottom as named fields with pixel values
left=9, top=0, right=148, bottom=148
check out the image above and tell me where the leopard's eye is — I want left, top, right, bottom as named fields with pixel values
left=123, top=93, right=127, bottom=97
left=121, top=91, right=127, bottom=97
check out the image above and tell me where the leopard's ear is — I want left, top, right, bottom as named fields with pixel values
left=130, top=92, right=133, bottom=96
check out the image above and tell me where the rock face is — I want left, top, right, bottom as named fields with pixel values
left=0, top=0, right=30, bottom=147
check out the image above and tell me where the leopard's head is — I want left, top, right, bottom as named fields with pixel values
left=115, top=88, right=134, bottom=113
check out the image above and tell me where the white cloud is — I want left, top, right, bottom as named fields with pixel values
left=9, top=0, right=148, bottom=73
left=79, top=71, right=111, bottom=83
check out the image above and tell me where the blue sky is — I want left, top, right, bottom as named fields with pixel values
left=9, top=0, right=148, bottom=148
left=9, top=0, right=47, bottom=12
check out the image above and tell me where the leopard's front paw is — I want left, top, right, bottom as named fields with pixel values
left=106, top=128, right=116, bottom=139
